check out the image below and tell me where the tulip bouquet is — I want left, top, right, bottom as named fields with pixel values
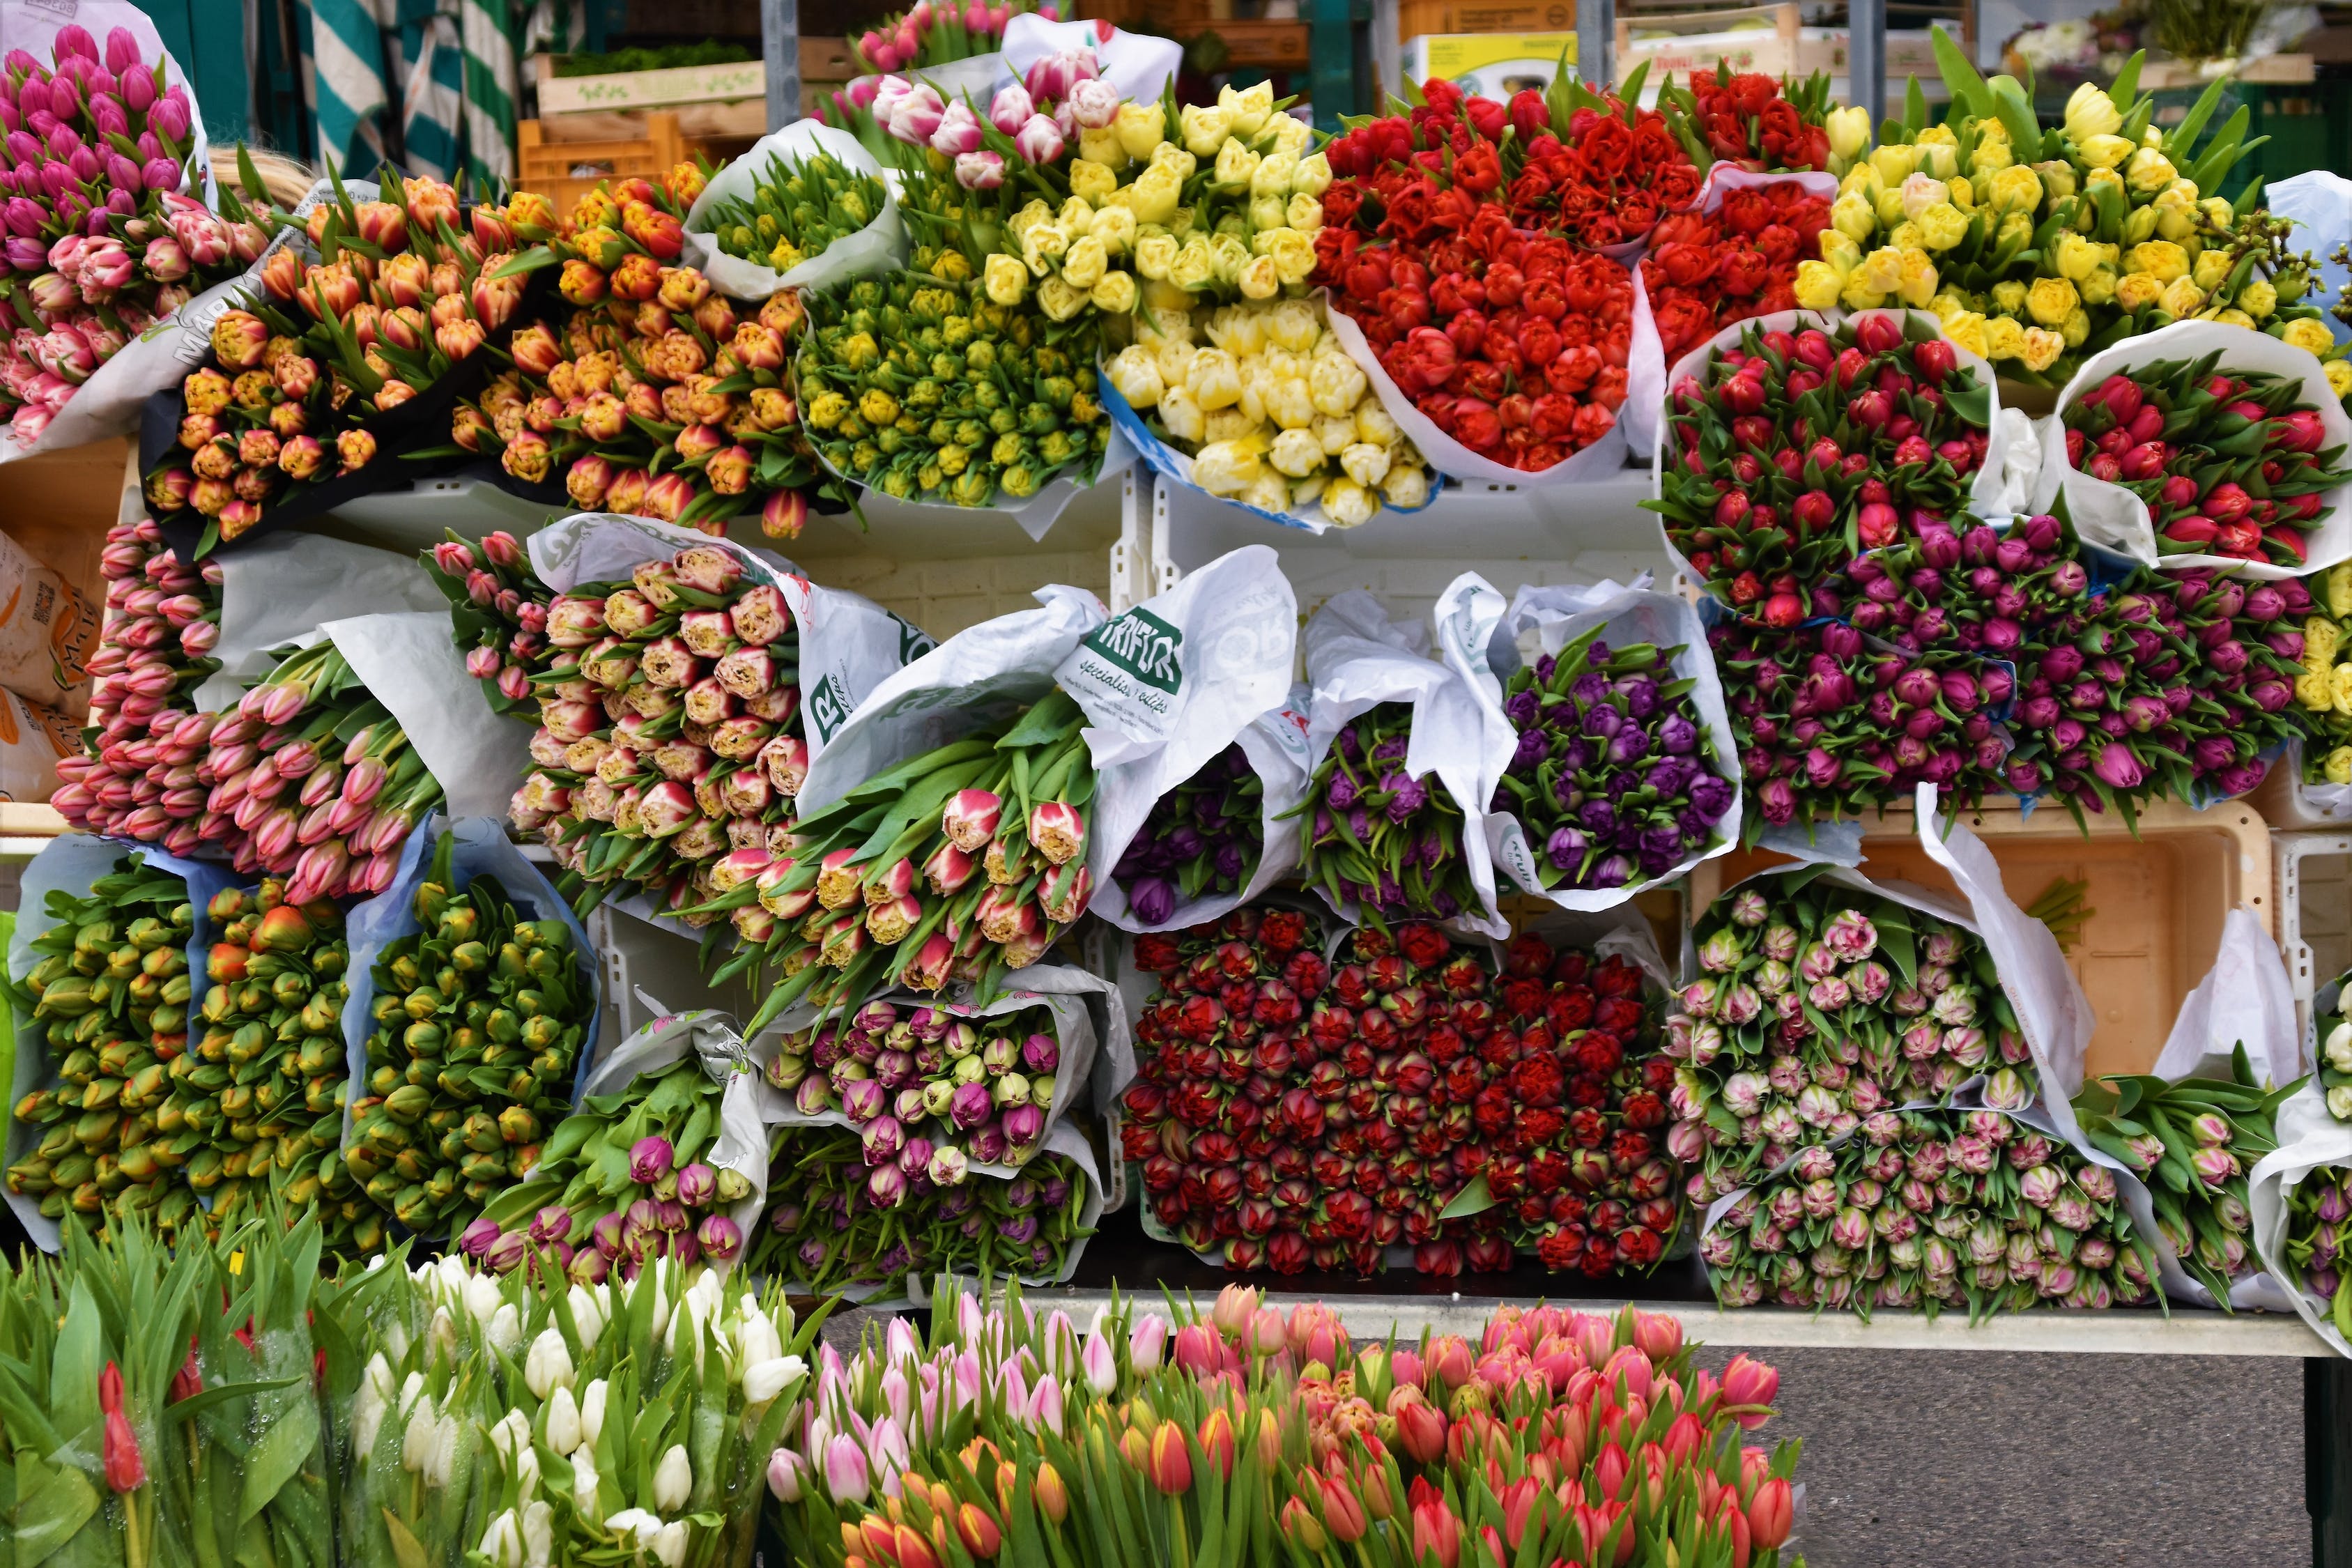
left=2070, top=1053, right=2289, bottom=1304
left=2055, top=354, right=2349, bottom=567
left=49, top=516, right=221, bottom=847
left=1640, top=180, right=1836, bottom=362
left=1652, top=313, right=1994, bottom=626
left=517, top=541, right=809, bottom=917
left=1122, top=908, right=1677, bottom=1278
left=167, top=881, right=370, bottom=1251
left=0, top=27, right=267, bottom=448
left=705, top=146, right=890, bottom=277
left=2319, top=985, right=2352, bottom=1120
left=850, top=0, right=1056, bottom=77
left=2000, top=566, right=2305, bottom=819
left=1487, top=624, right=1738, bottom=892
left=466, top=1051, right=757, bottom=1279
left=797, top=266, right=1114, bottom=506
left=767, top=997, right=1066, bottom=1165
left=1668, top=880, right=2039, bottom=1194
left=424, top=529, right=554, bottom=717
left=1706, top=618, right=2013, bottom=834
left=1842, top=510, right=2091, bottom=656
left=191, top=638, right=445, bottom=901
left=4, top=852, right=199, bottom=1238
left=1702, top=1106, right=2159, bottom=1318
left=1105, top=295, right=1430, bottom=525
left=344, top=830, right=596, bottom=1237
left=1112, top=741, right=1263, bottom=924
left=2283, top=1162, right=2352, bottom=1337
left=767, top=1287, right=1803, bottom=1568
left=714, top=686, right=1099, bottom=1032
left=2293, top=564, right=2352, bottom=785
left=1293, top=704, right=1485, bottom=925
left=1659, top=66, right=1840, bottom=174
left=751, top=1123, right=1093, bottom=1294
left=346, top=1252, right=810, bottom=1568
left=1808, top=49, right=2310, bottom=385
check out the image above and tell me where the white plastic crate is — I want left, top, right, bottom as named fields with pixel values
left=2252, top=760, right=2352, bottom=831
left=1135, top=470, right=1676, bottom=631
left=2279, top=831, right=2352, bottom=1054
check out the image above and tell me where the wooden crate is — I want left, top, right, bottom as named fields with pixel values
left=518, top=112, right=688, bottom=213
left=1206, top=20, right=1312, bottom=67
left=1402, top=0, right=1574, bottom=40
left=801, top=36, right=862, bottom=82
left=2141, top=52, right=2315, bottom=87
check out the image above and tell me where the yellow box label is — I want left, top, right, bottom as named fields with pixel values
left=1410, top=32, right=1578, bottom=78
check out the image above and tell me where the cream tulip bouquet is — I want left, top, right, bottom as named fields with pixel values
left=1793, top=29, right=2319, bottom=386
left=343, top=1253, right=815, bottom=1568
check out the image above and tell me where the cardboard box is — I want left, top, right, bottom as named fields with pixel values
left=1617, top=3, right=1936, bottom=83
left=1401, top=1, right=1574, bottom=43
left=1399, top=31, right=1576, bottom=96
left=2139, top=53, right=2316, bottom=87
left=535, top=57, right=764, bottom=115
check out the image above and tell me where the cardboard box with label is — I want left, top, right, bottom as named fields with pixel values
left=1399, top=33, right=1577, bottom=98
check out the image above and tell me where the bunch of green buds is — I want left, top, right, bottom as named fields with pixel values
left=464, top=1052, right=757, bottom=1282
left=344, top=831, right=594, bottom=1237
left=1701, top=1107, right=2158, bottom=1320
left=2070, top=1047, right=2290, bottom=1303
left=749, top=1123, right=1093, bottom=1297
left=797, top=268, right=1114, bottom=507
left=347, top=1250, right=810, bottom=1568
left=424, top=529, right=555, bottom=717
left=1291, top=701, right=1484, bottom=925
left=2284, top=1162, right=2352, bottom=1337
left=4, top=854, right=198, bottom=1238
left=706, top=686, right=1098, bottom=1035
left=514, top=541, right=809, bottom=919
left=159, top=879, right=373, bottom=1252
left=1668, top=881, right=2038, bottom=1196
left=708, top=148, right=887, bottom=275
left=769, top=997, right=1066, bottom=1167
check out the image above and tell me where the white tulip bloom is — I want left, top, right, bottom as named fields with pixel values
left=578, top=1378, right=608, bottom=1452
left=544, top=1385, right=582, bottom=1456
left=571, top=1448, right=601, bottom=1516
left=464, top=1273, right=502, bottom=1326
left=652, top=1444, right=693, bottom=1512
left=486, top=1304, right=523, bottom=1355
left=521, top=1500, right=553, bottom=1568
left=428, top=1307, right=458, bottom=1362
left=429, top=1414, right=461, bottom=1488
left=399, top=1398, right=438, bottom=1475
left=741, top=1355, right=803, bottom=1406
left=650, top=1521, right=689, bottom=1568
left=479, top=1509, right=523, bottom=1568
left=515, top=1445, right=541, bottom=1502
left=524, top=1329, right=575, bottom=1399
left=605, top=1508, right=663, bottom=1551
left=569, top=1285, right=607, bottom=1353
left=736, top=1309, right=783, bottom=1369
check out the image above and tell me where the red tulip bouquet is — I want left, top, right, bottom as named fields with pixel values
left=1640, top=179, right=1834, bottom=363
left=1707, top=617, right=2014, bottom=836
left=2047, top=339, right=2352, bottom=575
left=1652, top=311, right=1997, bottom=625
left=1658, top=66, right=1838, bottom=174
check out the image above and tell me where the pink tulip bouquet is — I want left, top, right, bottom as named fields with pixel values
left=422, top=529, right=555, bottom=718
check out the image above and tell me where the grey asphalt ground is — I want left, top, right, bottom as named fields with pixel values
left=815, top=1313, right=2310, bottom=1565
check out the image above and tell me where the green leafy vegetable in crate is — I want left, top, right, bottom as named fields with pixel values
left=797, top=266, right=1114, bottom=507
left=2070, top=1046, right=2293, bottom=1305
left=344, top=831, right=594, bottom=1237
left=707, top=148, right=889, bottom=275
left=167, top=879, right=381, bottom=1254
left=3, top=855, right=200, bottom=1238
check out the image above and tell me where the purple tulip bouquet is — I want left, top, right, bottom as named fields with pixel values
left=463, top=1052, right=759, bottom=1280
left=2285, top=1163, right=2352, bottom=1335
left=0, top=26, right=267, bottom=447
left=750, top=1123, right=1093, bottom=1299
left=1700, top=1107, right=2160, bottom=1320
left=1112, top=741, right=1265, bottom=925
left=1293, top=702, right=1484, bottom=923
left=764, top=997, right=1065, bottom=1169
left=1488, top=626, right=1737, bottom=892
left=1707, top=619, right=2013, bottom=837
left=1666, top=878, right=2039, bottom=1195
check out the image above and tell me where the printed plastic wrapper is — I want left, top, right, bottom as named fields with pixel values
left=1302, top=588, right=1511, bottom=937
left=2029, top=318, right=2352, bottom=580
left=528, top=512, right=928, bottom=767
left=1441, top=573, right=1742, bottom=913
left=1054, top=545, right=1307, bottom=931
left=193, top=533, right=450, bottom=708
left=2252, top=1078, right=2352, bottom=1355
left=3, top=833, right=234, bottom=1250
left=797, top=583, right=1108, bottom=816
left=578, top=1008, right=769, bottom=1266
left=0, top=528, right=96, bottom=709
left=684, top=121, right=909, bottom=302
left=0, top=691, right=76, bottom=803
left=2270, top=172, right=2352, bottom=350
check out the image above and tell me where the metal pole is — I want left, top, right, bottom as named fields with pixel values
left=1847, top=0, right=1883, bottom=131
left=1576, top=0, right=1613, bottom=89
left=764, top=0, right=801, bottom=133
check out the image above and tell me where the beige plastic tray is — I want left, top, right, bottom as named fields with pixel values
left=1688, top=799, right=2272, bottom=1079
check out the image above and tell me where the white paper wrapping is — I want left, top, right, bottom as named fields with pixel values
left=1054, top=545, right=1304, bottom=930
left=2252, top=1078, right=2352, bottom=1355
left=999, top=15, right=1183, bottom=102
left=319, top=612, right=530, bottom=820
left=3, top=833, right=236, bottom=1250
left=194, top=534, right=450, bottom=709
left=1302, top=587, right=1511, bottom=937
left=1443, top=574, right=1743, bottom=913
left=682, top=121, right=909, bottom=303
left=2027, top=318, right=2352, bottom=580
left=795, top=583, right=1108, bottom=816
